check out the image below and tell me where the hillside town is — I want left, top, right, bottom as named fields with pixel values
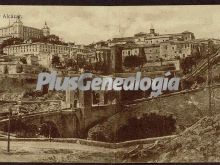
left=0, top=12, right=219, bottom=163
left=1, top=17, right=219, bottom=76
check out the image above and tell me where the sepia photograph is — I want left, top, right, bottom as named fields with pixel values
left=0, top=5, right=219, bottom=163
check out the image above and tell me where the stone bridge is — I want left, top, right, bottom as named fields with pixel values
left=0, top=89, right=121, bottom=138
left=0, top=109, right=81, bottom=137
left=0, top=84, right=219, bottom=139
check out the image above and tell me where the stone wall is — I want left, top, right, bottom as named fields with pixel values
left=124, top=87, right=220, bottom=127
left=86, top=104, right=117, bottom=128
left=87, top=87, right=220, bottom=142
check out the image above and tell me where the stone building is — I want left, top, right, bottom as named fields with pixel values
left=108, top=37, right=134, bottom=47
left=108, top=26, right=195, bottom=63
left=160, top=40, right=195, bottom=60
left=0, top=17, right=50, bottom=43
left=121, top=43, right=161, bottom=63
left=3, top=42, right=74, bottom=67
left=158, top=38, right=220, bottom=61
left=144, top=45, right=160, bottom=62
left=3, top=42, right=71, bottom=56
left=122, top=44, right=140, bottom=57
left=134, top=26, right=195, bottom=45
left=121, top=43, right=145, bottom=62
left=132, top=26, right=195, bottom=62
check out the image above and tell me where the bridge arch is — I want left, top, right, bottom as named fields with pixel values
left=38, top=120, right=60, bottom=138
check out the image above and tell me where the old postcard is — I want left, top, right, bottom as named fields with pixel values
left=0, top=5, right=219, bottom=163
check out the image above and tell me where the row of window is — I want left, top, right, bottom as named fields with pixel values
left=147, top=55, right=159, bottom=59
left=137, top=37, right=169, bottom=44
left=23, top=32, right=42, bottom=37
left=7, top=44, right=70, bottom=50
left=0, top=27, right=14, bottom=34
left=163, top=43, right=192, bottom=50
left=5, top=48, right=69, bottom=53
left=162, top=53, right=187, bottom=58
left=145, top=39, right=168, bottom=44
left=4, top=45, right=89, bottom=55
left=0, top=26, right=43, bottom=36
left=145, top=49, right=159, bottom=53
left=123, top=48, right=160, bottom=55
left=0, top=28, right=16, bottom=36
left=122, top=50, right=139, bottom=55
left=23, top=27, right=42, bottom=34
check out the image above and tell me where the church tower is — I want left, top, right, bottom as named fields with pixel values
left=150, top=24, right=155, bottom=34
left=12, top=16, right=23, bottom=39
left=42, top=22, right=50, bottom=37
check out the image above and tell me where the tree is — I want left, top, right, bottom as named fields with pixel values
left=180, top=56, right=197, bottom=74
left=139, top=55, right=147, bottom=68
left=3, top=65, right=8, bottom=74
left=139, top=48, right=147, bottom=67
left=159, top=58, right=163, bottom=66
left=20, top=57, right=27, bottom=64
left=94, top=61, right=104, bottom=72
left=51, top=55, right=61, bottom=67
left=64, top=58, right=75, bottom=68
left=123, top=55, right=143, bottom=68
left=38, top=121, right=60, bottom=138
left=16, top=63, right=23, bottom=73
left=84, top=62, right=93, bottom=71
left=0, top=37, right=24, bottom=53
left=77, top=56, right=87, bottom=68
left=28, top=35, right=67, bottom=46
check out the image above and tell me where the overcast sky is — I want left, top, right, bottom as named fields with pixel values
left=0, top=5, right=219, bottom=44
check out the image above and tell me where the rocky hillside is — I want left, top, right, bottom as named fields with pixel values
left=120, top=114, right=220, bottom=162
left=0, top=77, right=64, bottom=101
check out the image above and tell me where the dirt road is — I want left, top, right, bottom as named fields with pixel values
left=0, top=141, right=117, bottom=163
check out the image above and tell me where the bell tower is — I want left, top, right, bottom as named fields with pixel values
left=12, top=16, right=23, bottom=39
left=42, top=22, right=50, bottom=37
left=150, top=24, right=155, bottom=34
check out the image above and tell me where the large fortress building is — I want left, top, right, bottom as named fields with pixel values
left=0, top=17, right=50, bottom=43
